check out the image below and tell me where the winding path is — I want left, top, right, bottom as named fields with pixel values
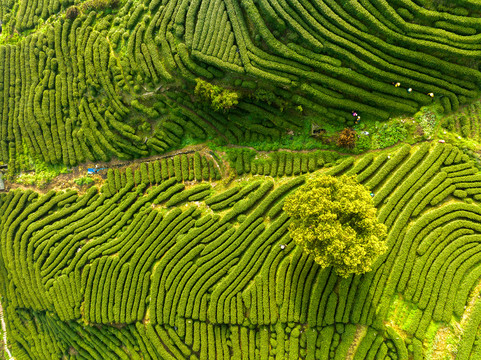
left=0, top=298, right=13, bottom=359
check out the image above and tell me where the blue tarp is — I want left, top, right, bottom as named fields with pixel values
left=87, top=168, right=106, bottom=174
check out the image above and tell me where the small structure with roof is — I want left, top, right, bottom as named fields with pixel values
left=311, top=123, right=326, bottom=138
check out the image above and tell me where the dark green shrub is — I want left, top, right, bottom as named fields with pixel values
left=81, top=0, right=120, bottom=11
left=66, top=6, right=79, bottom=20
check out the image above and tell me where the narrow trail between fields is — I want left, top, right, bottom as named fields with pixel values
left=2, top=140, right=427, bottom=194
left=0, top=299, right=13, bottom=360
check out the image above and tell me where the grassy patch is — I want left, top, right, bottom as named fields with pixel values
left=14, top=161, right=70, bottom=188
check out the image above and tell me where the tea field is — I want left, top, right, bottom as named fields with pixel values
left=2, top=0, right=481, bottom=359
left=2, top=144, right=481, bottom=359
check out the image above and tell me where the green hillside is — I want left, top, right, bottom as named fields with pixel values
left=1, top=0, right=481, bottom=359
left=3, top=143, right=481, bottom=359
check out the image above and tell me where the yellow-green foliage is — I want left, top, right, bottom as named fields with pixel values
left=194, top=78, right=239, bottom=112
left=283, top=174, right=387, bottom=277
left=2, top=145, right=481, bottom=359
left=74, top=177, right=94, bottom=186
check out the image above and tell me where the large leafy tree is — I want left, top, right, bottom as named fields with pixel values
left=283, top=174, right=387, bottom=278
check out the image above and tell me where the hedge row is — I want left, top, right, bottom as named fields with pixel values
left=326, top=143, right=481, bottom=336
left=5, top=0, right=481, bottom=169
left=3, top=142, right=481, bottom=357
left=0, top=12, right=161, bottom=169
left=102, top=153, right=221, bottom=196
left=226, top=148, right=341, bottom=177
left=442, top=101, right=481, bottom=142
left=217, top=0, right=480, bottom=119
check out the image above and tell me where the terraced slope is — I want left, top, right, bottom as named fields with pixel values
left=1, top=0, right=481, bottom=172
left=1, top=142, right=481, bottom=359
left=3, top=1, right=481, bottom=359
left=442, top=99, right=481, bottom=140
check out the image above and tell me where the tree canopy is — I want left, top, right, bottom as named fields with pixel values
left=194, top=78, right=239, bottom=112
left=283, top=174, right=387, bottom=278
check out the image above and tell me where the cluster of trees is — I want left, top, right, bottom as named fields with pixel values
left=194, top=78, right=239, bottom=112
